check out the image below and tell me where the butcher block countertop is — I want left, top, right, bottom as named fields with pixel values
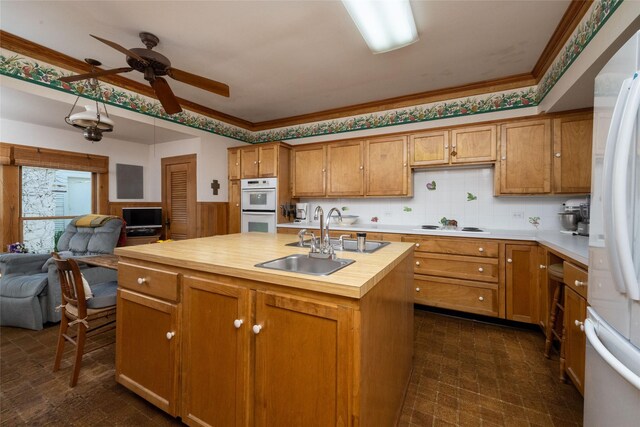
left=114, top=232, right=415, bottom=299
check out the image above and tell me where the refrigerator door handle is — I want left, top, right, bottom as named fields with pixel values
left=585, top=317, right=640, bottom=390
left=603, top=77, right=633, bottom=294
left=612, top=72, right=640, bottom=300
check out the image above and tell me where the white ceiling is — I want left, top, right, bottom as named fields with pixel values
left=0, top=86, right=196, bottom=144
left=1, top=1, right=571, bottom=123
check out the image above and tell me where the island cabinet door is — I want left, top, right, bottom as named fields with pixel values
left=116, top=289, right=179, bottom=416
left=181, top=276, right=252, bottom=427
left=254, top=291, right=351, bottom=427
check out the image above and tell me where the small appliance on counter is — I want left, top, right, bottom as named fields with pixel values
left=577, top=196, right=590, bottom=236
left=295, top=203, right=309, bottom=223
left=558, top=198, right=589, bottom=233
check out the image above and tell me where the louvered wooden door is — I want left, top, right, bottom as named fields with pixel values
left=162, top=154, right=196, bottom=240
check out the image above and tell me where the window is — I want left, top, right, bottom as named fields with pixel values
left=21, top=167, right=92, bottom=253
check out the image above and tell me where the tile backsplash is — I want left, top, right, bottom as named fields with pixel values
left=302, top=167, right=581, bottom=231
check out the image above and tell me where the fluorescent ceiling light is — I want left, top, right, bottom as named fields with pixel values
left=342, top=0, right=419, bottom=54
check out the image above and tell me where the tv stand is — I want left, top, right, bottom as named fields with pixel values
left=124, top=234, right=160, bottom=246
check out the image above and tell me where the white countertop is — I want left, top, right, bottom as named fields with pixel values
left=278, top=222, right=589, bottom=266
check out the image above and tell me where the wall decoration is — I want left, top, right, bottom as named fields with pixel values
left=529, top=216, right=541, bottom=229
left=116, top=164, right=143, bottom=199
left=370, top=216, right=379, bottom=223
left=210, top=179, right=220, bottom=195
left=466, top=192, right=477, bottom=201
left=426, top=180, right=437, bottom=190
left=341, top=206, right=349, bottom=211
left=403, top=206, right=412, bottom=212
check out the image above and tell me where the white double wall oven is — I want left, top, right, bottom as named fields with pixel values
left=241, top=178, right=277, bottom=233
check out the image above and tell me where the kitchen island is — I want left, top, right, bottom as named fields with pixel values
left=114, top=232, right=415, bottom=427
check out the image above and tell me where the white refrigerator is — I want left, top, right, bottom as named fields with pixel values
left=585, top=31, right=640, bottom=426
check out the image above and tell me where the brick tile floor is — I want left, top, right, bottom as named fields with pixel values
left=0, top=308, right=582, bottom=426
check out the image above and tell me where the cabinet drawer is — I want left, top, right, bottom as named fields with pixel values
left=118, top=262, right=180, bottom=302
left=402, top=236, right=498, bottom=257
left=414, top=254, right=499, bottom=283
left=414, top=276, right=499, bottom=317
left=564, top=261, right=588, bottom=298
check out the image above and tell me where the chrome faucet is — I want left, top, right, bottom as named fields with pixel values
left=297, top=228, right=318, bottom=252
left=311, top=206, right=341, bottom=259
left=325, top=207, right=342, bottom=246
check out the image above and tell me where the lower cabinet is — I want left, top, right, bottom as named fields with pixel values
left=505, top=243, right=539, bottom=324
left=564, top=286, right=587, bottom=395
left=414, top=275, right=499, bottom=317
left=116, top=289, right=179, bottom=416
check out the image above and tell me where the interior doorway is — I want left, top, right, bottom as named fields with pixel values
left=161, top=154, right=196, bottom=240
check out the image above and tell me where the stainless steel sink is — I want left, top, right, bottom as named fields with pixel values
left=285, top=238, right=390, bottom=253
left=255, top=253, right=355, bottom=276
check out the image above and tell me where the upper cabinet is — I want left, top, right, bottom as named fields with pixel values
left=365, top=136, right=410, bottom=196
left=292, top=144, right=326, bottom=197
left=451, top=125, right=497, bottom=164
left=292, top=137, right=411, bottom=198
left=227, top=142, right=287, bottom=180
left=553, top=113, right=593, bottom=194
left=497, top=119, right=552, bottom=194
left=326, top=140, right=364, bottom=197
left=409, top=125, right=496, bottom=167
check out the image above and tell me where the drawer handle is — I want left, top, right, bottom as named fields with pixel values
left=574, top=320, right=584, bottom=331
left=416, top=261, right=421, bottom=266
left=415, top=243, right=420, bottom=248
left=478, top=296, right=484, bottom=301
left=137, top=277, right=147, bottom=285
left=507, top=258, right=512, bottom=263
left=478, top=267, right=484, bottom=272
left=166, top=331, right=175, bottom=340
left=555, top=152, right=561, bottom=158
left=416, top=287, right=421, bottom=292
left=540, top=264, right=547, bottom=269
left=478, top=247, right=484, bottom=252
left=233, top=319, right=244, bottom=329
left=252, top=324, right=263, bottom=335
left=575, top=280, right=586, bottom=287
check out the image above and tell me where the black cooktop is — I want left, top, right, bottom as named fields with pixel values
left=419, top=225, right=485, bottom=232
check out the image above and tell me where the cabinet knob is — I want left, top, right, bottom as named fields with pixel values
left=575, top=320, right=584, bottom=331
left=235, top=162, right=239, bottom=166
left=415, top=243, right=420, bottom=248
left=479, top=296, right=484, bottom=301
left=416, top=287, right=421, bottom=292
left=575, top=280, right=586, bottom=287
left=478, top=267, right=484, bottom=272
left=236, top=203, right=240, bottom=207
left=555, top=152, right=561, bottom=158
left=501, top=156, right=506, bottom=160
left=166, top=331, right=175, bottom=340
left=322, top=168, right=326, bottom=173
left=540, top=264, right=547, bottom=269
left=233, top=319, right=244, bottom=329
left=360, top=166, right=364, bottom=170
left=444, top=145, right=449, bottom=149
left=416, top=261, right=421, bottom=266
left=258, top=160, right=261, bottom=164
left=507, top=258, right=512, bottom=263
left=137, top=277, right=147, bottom=285
left=478, top=247, right=484, bottom=252
left=252, top=324, right=263, bottom=334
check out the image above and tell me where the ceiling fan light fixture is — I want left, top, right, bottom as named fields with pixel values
left=342, top=0, right=418, bottom=54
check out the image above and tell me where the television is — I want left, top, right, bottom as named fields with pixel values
left=122, top=207, right=163, bottom=230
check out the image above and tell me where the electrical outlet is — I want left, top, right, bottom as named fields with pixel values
left=512, top=211, right=524, bottom=219
left=384, top=211, right=392, bottom=217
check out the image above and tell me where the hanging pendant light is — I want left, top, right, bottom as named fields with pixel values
left=64, top=58, right=114, bottom=142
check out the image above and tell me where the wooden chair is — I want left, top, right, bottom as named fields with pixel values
left=51, top=252, right=117, bottom=387
left=544, top=263, right=566, bottom=380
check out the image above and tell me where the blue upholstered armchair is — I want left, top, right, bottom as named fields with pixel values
left=0, top=218, right=123, bottom=330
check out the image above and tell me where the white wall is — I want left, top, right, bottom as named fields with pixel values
left=302, top=167, right=577, bottom=231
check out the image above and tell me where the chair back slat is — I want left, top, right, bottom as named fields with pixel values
left=51, top=252, right=87, bottom=318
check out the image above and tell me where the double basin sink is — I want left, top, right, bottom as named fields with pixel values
left=255, top=238, right=390, bottom=276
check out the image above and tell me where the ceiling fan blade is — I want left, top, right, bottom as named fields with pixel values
left=58, top=67, right=134, bottom=83
left=167, top=67, right=230, bottom=97
left=90, top=34, right=148, bottom=65
left=151, top=77, right=182, bottom=114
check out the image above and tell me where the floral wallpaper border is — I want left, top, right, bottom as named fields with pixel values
left=0, top=0, right=623, bottom=144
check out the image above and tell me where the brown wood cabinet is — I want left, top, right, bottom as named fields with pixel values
left=537, top=246, right=550, bottom=331
left=365, top=136, right=410, bottom=196
left=292, top=144, right=326, bottom=197
left=228, top=179, right=241, bottom=234
left=564, top=286, right=587, bottom=395
left=182, top=276, right=251, bottom=427
left=258, top=145, right=277, bottom=177
left=240, top=146, right=259, bottom=179
left=409, top=130, right=449, bottom=166
left=116, top=288, right=179, bottom=416
left=553, top=113, right=593, bottom=194
left=505, top=243, right=539, bottom=324
left=228, top=148, right=241, bottom=180
left=450, top=124, right=497, bottom=164
left=326, top=140, right=364, bottom=197
left=497, top=119, right=552, bottom=194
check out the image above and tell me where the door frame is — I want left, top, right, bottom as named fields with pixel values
left=161, top=154, right=197, bottom=240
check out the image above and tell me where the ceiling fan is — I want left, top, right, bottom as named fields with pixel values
left=58, top=32, right=230, bottom=115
